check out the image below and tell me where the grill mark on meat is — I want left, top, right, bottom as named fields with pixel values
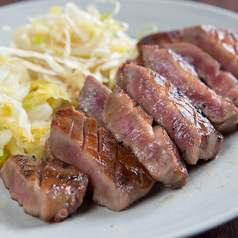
left=97, top=128, right=100, bottom=155
left=137, top=25, right=238, bottom=81
left=101, top=86, right=188, bottom=188
left=183, top=25, right=238, bottom=79
left=0, top=155, right=88, bottom=222
left=164, top=42, right=238, bottom=107
left=45, top=107, right=155, bottom=211
left=116, top=64, right=223, bottom=165
left=78, top=75, right=158, bottom=186
left=115, top=143, right=141, bottom=187
left=142, top=45, right=238, bottom=133
left=83, top=117, right=98, bottom=151
left=136, top=25, right=238, bottom=110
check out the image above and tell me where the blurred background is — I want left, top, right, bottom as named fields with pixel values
left=0, top=0, right=237, bottom=13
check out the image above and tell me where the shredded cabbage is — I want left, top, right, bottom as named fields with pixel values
left=0, top=56, right=70, bottom=167
left=1, top=1, right=138, bottom=106
left=0, top=1, right=138, bottom=167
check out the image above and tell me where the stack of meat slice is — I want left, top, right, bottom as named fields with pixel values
left=184, top=25, right=238, bottom=79
left=115, top=64, right=223, bottom=165
left=79, top=75, right=188, bottom=189
left=137, top=24, right=238, bottom=79
left=2, top=24, right=234, bottom=221
left=163, top=42, right=238, bottom=107
left=141, top=45, right=238, bottom=133
left=137, top=24, right=238, bottom=134
left=44, top=106, right=155, bottom=211
left=1, top=155, right=88, bottom=222
left=77, top=69, right=223, bottom=188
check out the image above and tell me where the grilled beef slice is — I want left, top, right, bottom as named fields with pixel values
left=116, top=64, right=223, bottom=165
left=137, top=24, right=238, bottom=80
left=137, top=25, right=238, bottom=108
left=78, top=75, right=187, bottom=188
left=142, top=45, right=238, bottom=133
left=164, top=42, right=238, bottom=107
left=0, top=155, right=88, bottom=222
left=79, top=74, right=153, bottom=126
left=78, top=75, right=113, bottom=125
left=45, top=107, right=155, bottom=211
left=78, top=75, right=111, bottom=127
left=184, top=25, right=238, bottom=79
left=101, top=86, right=188, bottom=189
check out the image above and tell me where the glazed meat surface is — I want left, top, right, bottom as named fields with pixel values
left=101, top=86, right=188, bottom=189
left=116, top=64, right=223, bottom=165
left=142, top=45, right=238, bottom=133
left=0, top=155, right=88, bottom=222
left=45, top=107, right=155, bottom=211
left=184, top=24, right=238, bottom=79
left=164, top=42, right=238, bottom=107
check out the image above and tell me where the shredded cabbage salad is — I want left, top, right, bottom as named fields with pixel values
left=0, top=1, right=138, bottom=167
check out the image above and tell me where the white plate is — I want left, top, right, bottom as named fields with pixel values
left=0, top=0, right=238, bottom=237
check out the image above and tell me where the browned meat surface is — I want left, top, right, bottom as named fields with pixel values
left=78, top=75, right=111, bottom=127
left=101, top=86, right=188, bottom=188
left=116, top=64, right=223, bottom=165
left=164, top=42, right=238, bottom=107
left=137, top=24, right=238, bottom=82
left=142, top=45, right=238, bottom=133
left=137, top=30, right=184, bottom=53
left=183, top=25, right=238, bottom=79
left=45, top=107, right=155, bottom=211
left=137, top=25, right=238, bottom=81
left=184, top=25, right=238, bottom=78
left=0, top=155, right=88, bottom=222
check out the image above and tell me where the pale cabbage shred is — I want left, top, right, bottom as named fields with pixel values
left=0, top=1, right=138, bottom=167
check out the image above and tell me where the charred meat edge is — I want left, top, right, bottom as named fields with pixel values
left=0, top=155, right=88, bottom=222
left=45, top=106, right=155, bottom=211
left=79, top=75, right=188, bottom=189
left=101, top=86, right=188, bottom=188
left=116, top=64, right=223, bottom=165
left=142, top=45, right=238, bottom=134
left=164, top=42, right=238, bottom=107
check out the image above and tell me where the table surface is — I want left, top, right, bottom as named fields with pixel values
left=0, top=0, right=237, bottom=237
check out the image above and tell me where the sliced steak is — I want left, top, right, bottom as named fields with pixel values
left=116, top=64, right=223, bottom=165
left=0, top=155, right=88, bottom=222
left=78, top=75, right=111, bottom=127
left=164, top=42, right=238, bottom=107
left=79, top=74, right=153, bottom=126
left=101, top=86, right=188, bottom=188
left=142, top=45, right=238, bottom=133
left=184, top=25, right=238, bottom=79
left=45, top=107, right=155, bottom=211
